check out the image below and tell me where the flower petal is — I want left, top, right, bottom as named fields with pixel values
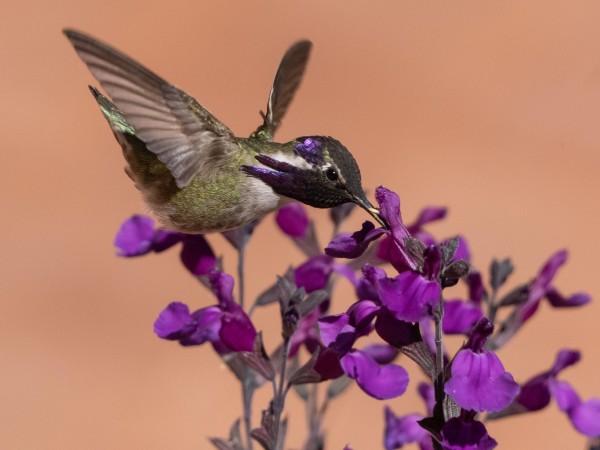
left=154, top=302, right=192, bottom=339
left=180, top=235, right=216, bottom=275
left=318, top=313, right=356, bottom=355
left=378, top=272, right=441, bottom=322
left=546, top=288, right=591, bottom=308
left=440, top=417, right=497, bottom=450
left=341, top=350, right=408, bottom=400
left=569, top=398, right=600, bottom=437
left=152, top=229, right=183, bottom=252
left=276, top=203, right=310, bottom=237
left=219, top=307, right=257, bottom=352
left=384, top=407, right=428, bottom=450
left=550, top=349, right=581, bottom=376
left=517, top=374, right=552, bottom=411
left=362, top=344, right=399, bottom=365
left=375, top=187, right=409, bottom=238
left=325, top=221, right=385, bottom=258
left=443, top=300, right=483, bottom=335
left=115, top=215, right=156, bottom=256
left=182, top=306, right=222, bottom=346
left=208, top=270, right=232, bottom=303
left=452, top=236, right=471, bottom=262
left=409, top=206, right=447, bottom=229
left=445, top=350, right=520, bottom=412
left=375, top=309, right=422, bottom=348
left=548, top=379, right=600, bottom=436
left=295, top=255, right=333, bottom=292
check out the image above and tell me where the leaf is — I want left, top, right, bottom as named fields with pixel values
left=400, top=342, right=436, bottom=380
left=208, top=438, right=235, bottom=450
left=252, top=406, right=277, bottom=450
left=404, top=237, right=426, bottom=269
left=441, top=237, right=460, bottom=265
left=490, top=258, right=514, bottom=292
left=228, top=419, right=244, bottom=450
left=330, top=202, right=356, bottom=228
left=326, top=375, right=352, bottom=400
left=288, top=350, right=322, bottom=386
left=254, top=269, right=295, bottom=307
left=238, top=333, right=275, bottom=380
left=497, top=284, right=530, bottom=307
left=442, top=259, right=470, bottom=286
left=297, top=289, right=329, bottom=317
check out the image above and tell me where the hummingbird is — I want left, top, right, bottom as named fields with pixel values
left=64, top=30, right=386, bottom=234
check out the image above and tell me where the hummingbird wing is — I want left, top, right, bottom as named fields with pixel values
left=64, top=29, right=239, bottom=189
left=254, top=40, right=312, bottom=140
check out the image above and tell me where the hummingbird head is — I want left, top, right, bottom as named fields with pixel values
left=241, top=136, right=388, bottom=228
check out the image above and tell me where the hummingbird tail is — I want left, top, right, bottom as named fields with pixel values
left=88, top=85, right=135, bottom=135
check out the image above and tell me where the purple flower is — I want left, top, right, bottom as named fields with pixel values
left=384, top=407, right=431, bottom=450
left=465, top=272, right=486, bottom=305
left=316, top=300, right=412, bottom=399
left=326, top=187, right=417, bottom=271
left=444, top=318, right=520, bottom=412
left=326, top=221, right=386, bottom=259
left=515, top=349, right=580, bottom=411
left=551, top=381, right=600, bottom=437
left=384, top=383, right=436, bottom=450
left=114, top=215, right=157, bottom=256
left=493, top=251, right=590, bottom=348
left=439, top=413, right=497, bottom=450
left=341, top=350, right=408, bottom=400
left=377, top=270, right=441, bottom=322
left=276, top=203, right=310, bottom=237
left=442, top=300, right=483, bottom=335
left=494, top=349, right=600, bottom=437
left=288, top=310, right=320, bottom=357
left=520, top=250, right=591, bottom=319
left=154, top=270, right=256, bottom=353
left=406, top=206, right=447, bottom=246
left=179, top=235, right=217, bottom=276
left=295, top=255, right=335, bottom=292
left=114, top=215, right=216, bottom=276
left=361, top=343, right=400, bottom=364
left=293, top=254, right=358, bottom=299
left=154, top=302, right=221, bottom=346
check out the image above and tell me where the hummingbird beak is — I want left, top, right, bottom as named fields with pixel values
left=352, top=195, right=390, bottom=230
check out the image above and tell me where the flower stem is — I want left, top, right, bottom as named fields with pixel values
left=431, top=287, right=446, bottom=450
left=272, top=337, right=291, bottom=448
left=433, top=287, right=445, bottom=394
left=242, top=377, right=254, bottom=450
left=304, top=384, right=322, bottom=449
left=238, top=240, right=247, bottom=309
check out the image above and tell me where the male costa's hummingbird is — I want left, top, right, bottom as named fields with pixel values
left=64, top=30, right=386, bottom=233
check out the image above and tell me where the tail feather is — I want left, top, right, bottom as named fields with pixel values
left=89, top=85, right=135, bottom=135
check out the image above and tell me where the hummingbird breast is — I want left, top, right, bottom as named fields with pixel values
left=157, top=168, right=281, bottom=233
left=118, top=131, right=281, bottom=233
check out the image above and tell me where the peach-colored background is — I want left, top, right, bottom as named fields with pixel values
left=2, top=1, right=600, bottom=448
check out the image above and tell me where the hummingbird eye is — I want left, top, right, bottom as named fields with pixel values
left=325, top=167, right=339, bottom=181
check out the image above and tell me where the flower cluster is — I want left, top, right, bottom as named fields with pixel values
left=114, top=186, right=598, bottom=450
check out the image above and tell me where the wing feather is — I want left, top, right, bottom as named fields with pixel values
left=64, top=29, right=239, bottom=188
left=256, top=40, right=312, bottom=139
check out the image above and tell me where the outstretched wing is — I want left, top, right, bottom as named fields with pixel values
left=254, top=40, right=312, bottom=140
left=64, top=29, right=239, bottom=188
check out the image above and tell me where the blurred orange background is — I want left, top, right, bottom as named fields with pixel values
left=2, top=1, right=600, bottom=448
